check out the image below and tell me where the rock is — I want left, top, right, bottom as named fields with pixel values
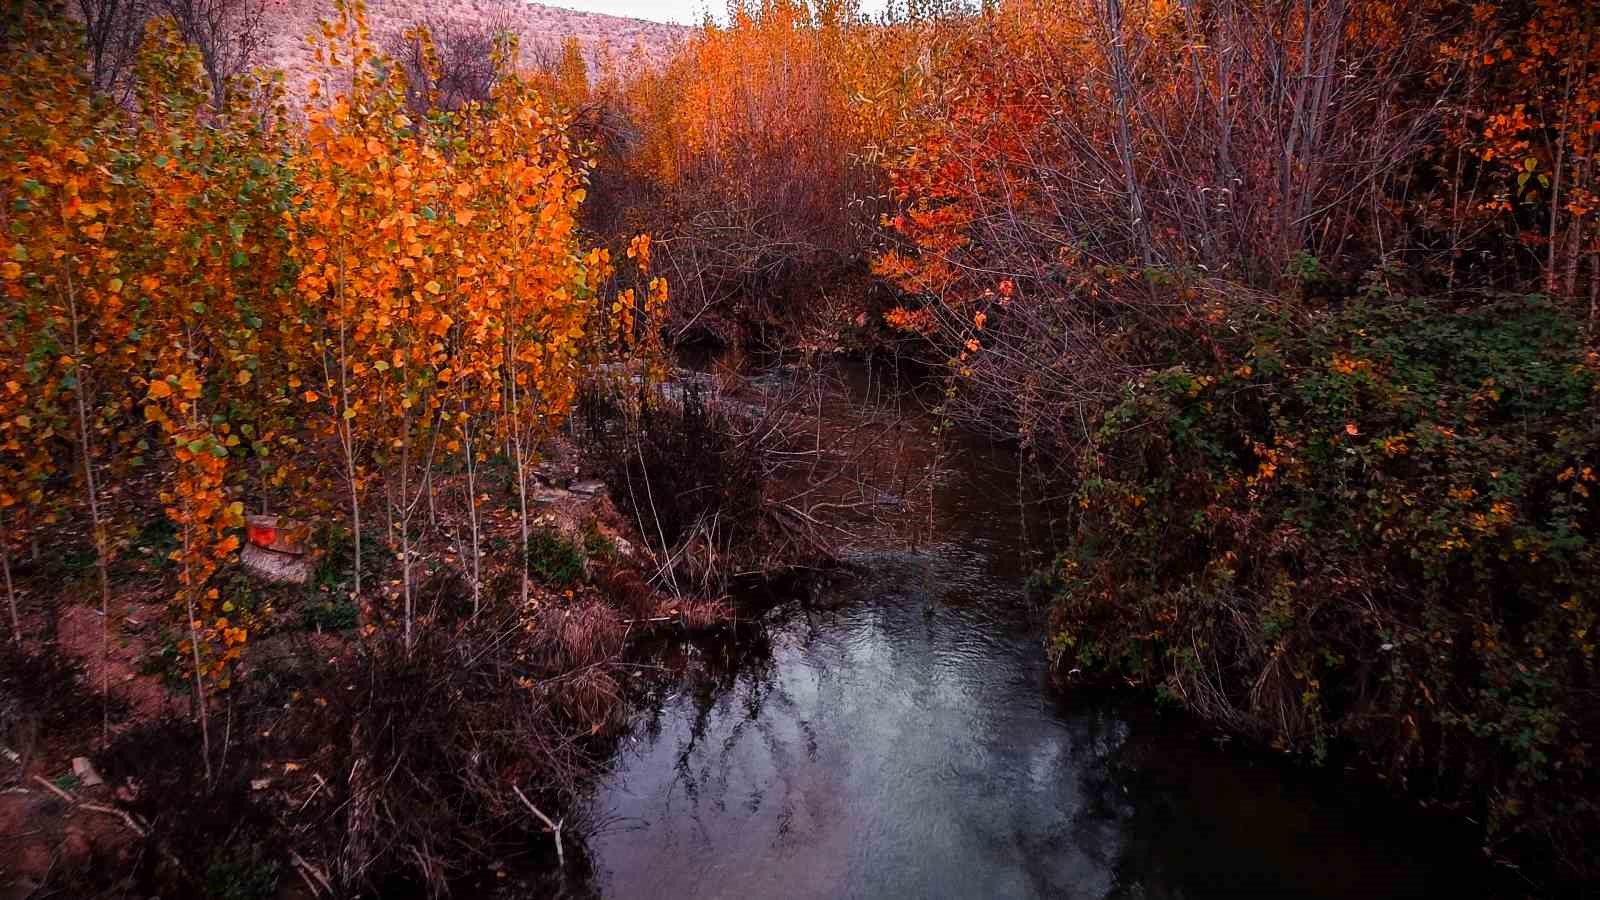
left=532, top=486, right=572, bottom=506
left=71, top=757, right=103, bottom=788
left=250, top=778, right=271, bottom=791
left=568, top=479, right=606, bottom=497
left=245, top=514, right=309, bottom=555
left=241, top=543, right=315, bottom=585
left=534, top=461, right=570, bottom=486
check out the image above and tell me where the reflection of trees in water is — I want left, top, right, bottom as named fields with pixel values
left=659, top=609, right=836, bottom=854
left=1058, top=705, right=1483, bottom=900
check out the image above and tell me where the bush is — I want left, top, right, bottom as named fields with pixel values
left=94, top=717, right=280, bottom=897
left=1047, top=290, right=1600, bottom=883
left=578, top=380, right=801, bottom=594
left=526, top=528, right=585, bottom=588
left=92, top=590, right=628, bottom=897
left=301, top=596, right=359, bottom=632
left=0, top=647, right=128, bottom=764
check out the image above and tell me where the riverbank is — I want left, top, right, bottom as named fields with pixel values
left=0, top=422, right=743, bottom=898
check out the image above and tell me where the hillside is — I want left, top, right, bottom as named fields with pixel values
left=258, top=0, right=685, bottom=93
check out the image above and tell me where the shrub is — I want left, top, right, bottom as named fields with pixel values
left=1048, top=290, right=1600, bottom=882
left=94, top=717, right=280, bottom=897
left=526, top=528, right=585, bottom=587
left=0, top=647, right=128, bottom=764
left=578, top=380, right=788, bottom=594
left=93, top=590, right=628, bottom=896
left=301, top=596, right=359, bottom=632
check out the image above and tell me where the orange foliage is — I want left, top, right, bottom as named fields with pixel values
left=600, top=0, right=877, bottom=336
left=1435, top=0, right=1600, bottom=297
left=1, top=1, right=660, bottom=661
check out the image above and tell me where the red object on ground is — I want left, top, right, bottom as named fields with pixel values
left=247, top=520, right=278, bottom=549
left=245, top=514, right=308, bottom=555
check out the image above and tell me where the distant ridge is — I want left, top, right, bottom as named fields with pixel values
left=258, top=0, right=686, bottom=95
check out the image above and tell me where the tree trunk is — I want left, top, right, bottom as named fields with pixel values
left=2, top=521, right=17, bottom=648
left=181, top=520, right=213, bottom=785
left=1102, top=0, right=1153, bottom=266
left=65, top=272, right=114, bottom=744
left=505, top=334, right=532, bottom=608
left=333, top=258, right=362, bottom=598
left=460, top=398, right=482, bottom=617
left=398, top=412, right=413, bottom=655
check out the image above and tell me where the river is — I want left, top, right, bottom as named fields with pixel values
left=576, top=366, right=1494, bottom=899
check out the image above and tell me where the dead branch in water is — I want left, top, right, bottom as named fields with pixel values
left=577, top=359, right=932, bottom=595
left=512, top=783, right=565, bottom=870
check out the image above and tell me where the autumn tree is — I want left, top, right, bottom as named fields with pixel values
left=157, top=0, right=264, bottom=107
left=1, top=5, right=142, bottom=732
left=867, top=0, right=1450, bottom=446
left=74, top=0, right=149, bottom=101
left=388, top=16, right=518, bottom=115
left=467, top=65, right=611, bottom=607
left=292, top=2, right=619, bottom=639
left=1432, top=0, right=1600, bottom=309
left=609, top=0, right=874, bottom=341
left=128, top=21, right=289, bottom=773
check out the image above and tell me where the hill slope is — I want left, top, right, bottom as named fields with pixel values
left=258, top=0, right=685, bottom=94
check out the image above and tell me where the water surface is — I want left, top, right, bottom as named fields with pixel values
left=582, top=377, right=1489, bottom=899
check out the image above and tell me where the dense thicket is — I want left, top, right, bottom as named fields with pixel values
left=1044, top=289, right=1598, bottom=876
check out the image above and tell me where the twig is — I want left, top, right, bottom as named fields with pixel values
left=511, top=783, right=564, bottom=869
left=291, top=860, right=324, bottom=898
left=290, top=850, right=332, bottom=896
left=29, top=776, right=154, bottom=842
left=80, top=802, right=148, bottom=838
left=298, top=772, right=328, bottom=814
left=32, top=774, right=76, bottom=804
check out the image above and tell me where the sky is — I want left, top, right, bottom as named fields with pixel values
left=540, top=1, right=892, bottom=26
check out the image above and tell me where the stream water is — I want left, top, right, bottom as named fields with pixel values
left=577, top=370, right=1494, bottom=899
